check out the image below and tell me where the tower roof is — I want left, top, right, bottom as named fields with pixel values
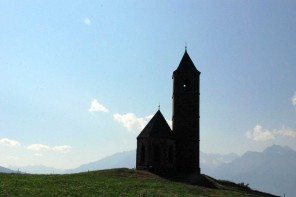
left=137, top=110, right=173, bottom=139
left=173, top=50, right=200, bottom=75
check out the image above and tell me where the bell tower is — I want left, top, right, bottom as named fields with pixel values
left=172, top=49, right=200, bottom=173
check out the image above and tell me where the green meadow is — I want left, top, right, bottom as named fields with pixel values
left=0, top=168, right=277, bottom=197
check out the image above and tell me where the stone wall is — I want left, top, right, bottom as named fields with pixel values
left=136, top=138, right=175, bottom=172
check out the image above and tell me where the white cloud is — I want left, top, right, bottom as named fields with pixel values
left=83, top=17, right=91, bottom=25
left=52, top=145, right=72, bottom=153
left=166, top=119, right=173, bottom=129
left=246, top=92, right=296, bottom=142
left=27, top=144, right=72, bottom=154
left=277, top=126, right=296, bottom=138
left=27, top=144, right=50, bottom=151
left=246, top=124, right=296, bottom=141
left=89, top=99, right=109, bottom=112
left=246, top=124, right=275, bottom=141
left=292, top=92, right=296, bottom=107
left=0, top=138, right=20, bottom=147
left=146, top=115, right=154, bottom=120
left=113, top=113, right=172, bottom=134
left=113, top=113, right=147, bottom=134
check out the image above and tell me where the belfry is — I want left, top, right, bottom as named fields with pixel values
left=136, top=49, right=200, bottom=174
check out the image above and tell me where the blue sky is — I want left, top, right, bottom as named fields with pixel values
left=0, top=0, right=296, bottom=169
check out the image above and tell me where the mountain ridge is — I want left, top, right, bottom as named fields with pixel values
left=11, top=165, right=65, bottom=174
left=65, top=149, right=136, bottom=174
left=211, top=144, right=296, bottom=196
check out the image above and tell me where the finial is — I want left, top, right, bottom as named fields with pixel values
left=185, top=41, right=187, bottom=51
left=158, top=103, right=160, bottom=110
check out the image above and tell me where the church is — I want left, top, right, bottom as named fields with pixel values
left=136, top=49, right=200, bottom=174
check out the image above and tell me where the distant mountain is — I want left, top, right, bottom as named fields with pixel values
left=200, top=152, right=239, bottom=174
left=11, top=165, right=65, bottom=174
left=0, top=166, right=15, bottom=173
left=65, top=150, right=136, bottom=173
left=212, top=145, right=296, bottom=197
left=65, top=149, right=238, bottom=174
left=0, top=148, right=237, bottom=175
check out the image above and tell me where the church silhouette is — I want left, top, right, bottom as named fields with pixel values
left=136, top=49, right=200, bottom=174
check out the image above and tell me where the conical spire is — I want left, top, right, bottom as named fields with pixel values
left=173, top=50, right=200, bottom=75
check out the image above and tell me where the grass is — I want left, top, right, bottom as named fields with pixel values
left=0, top=168, right=278, bottom=197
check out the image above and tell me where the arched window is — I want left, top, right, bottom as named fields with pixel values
left=153, top=145, right=160, bottom=163
left=141, top=145, right=146, bottom=163
left=168, top=146, right=173, bottom=163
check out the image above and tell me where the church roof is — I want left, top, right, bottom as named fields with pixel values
left=173, top=49, right=200, bottom=75
left=137, top=110, right=173, bottom=139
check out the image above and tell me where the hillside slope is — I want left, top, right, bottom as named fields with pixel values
left=0, top=168, right=278, bottom=197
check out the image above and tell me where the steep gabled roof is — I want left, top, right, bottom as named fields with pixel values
left=137, top=110, right=173, bottom=139
left=173, top=50, right=200, bottom=75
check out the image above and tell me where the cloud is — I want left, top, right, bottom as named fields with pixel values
left=89, top=99, right=109, bottom=112
left=246, top=124, right=296, bottom=141
left=52, top=145, right=72, bottom=153
left=145, top=115, right=154, bottom=120
left=292, top=92, right=296, bottom=107
left=83, top=17, right=91, bottom=25
left=27, top=144, right=50, bottom=151
left=277, top=126, right=296, bottom=138
left=0, top=138, right=20, bottom=147
left=27, top=144, right=72, bottom=154
left=113, top=113, right=147, bottom=134
left=245, top=124, right=275, bottom=141
left=113, top=113, right=172, bottom=134
left=166, top=119, right=173, bottom=129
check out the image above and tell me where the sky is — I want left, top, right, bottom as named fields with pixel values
left=0, top=0, right=296, bottom=169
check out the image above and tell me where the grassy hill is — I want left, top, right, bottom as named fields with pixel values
left=0, top=168, right=278, bottom=197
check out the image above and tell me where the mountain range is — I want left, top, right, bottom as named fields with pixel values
left=10, top=165, right=65, bottom=174
left=210, top=145, right=296, bottom=197
left=65, top=150, right=136, bottom=174
left=65, top=150, right=240, bottom=174
left=200, top=151, right=239, bottom=174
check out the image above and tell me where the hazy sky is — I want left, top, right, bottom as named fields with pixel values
left=1, top=0, right=296, bottom=169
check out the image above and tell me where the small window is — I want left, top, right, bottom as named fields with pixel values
left=183, top=80, right=191, bottom=89
left=141, top=145, right=146, bottom=163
